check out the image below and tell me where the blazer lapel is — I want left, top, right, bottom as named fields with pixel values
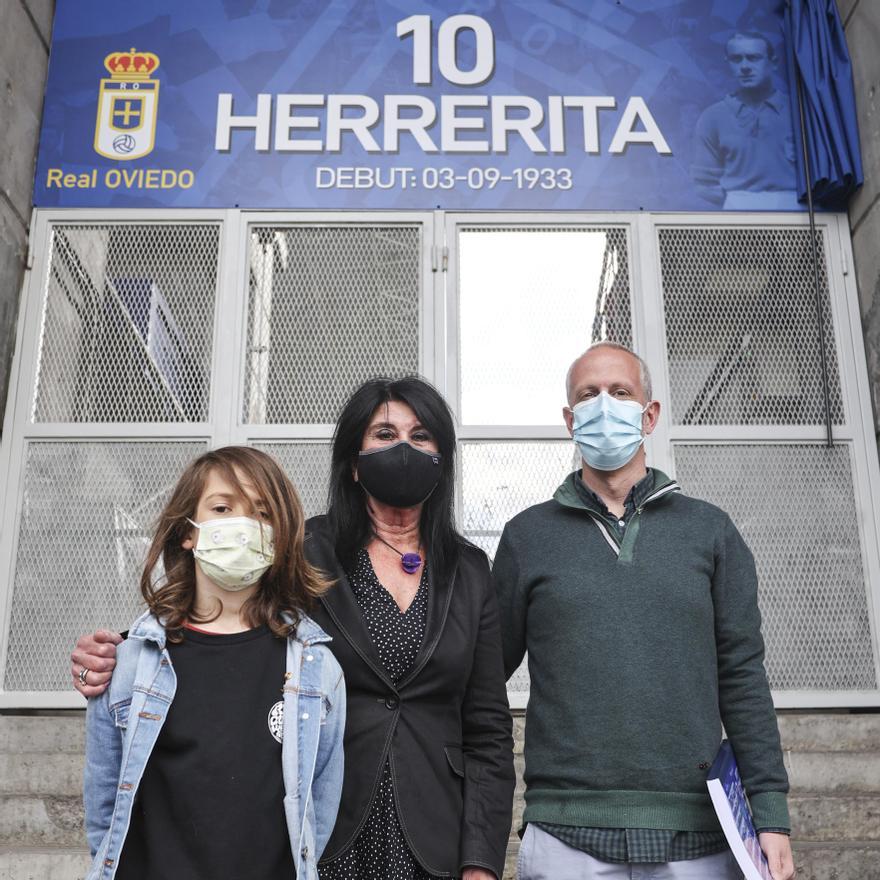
left=397, top=558, right=458, bottom=689
left=319, top=571, right=398, bottom=692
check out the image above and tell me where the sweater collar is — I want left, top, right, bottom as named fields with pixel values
left=573, top=469, right=655, bottom=519
left=554, top=467, right=680, bottom=516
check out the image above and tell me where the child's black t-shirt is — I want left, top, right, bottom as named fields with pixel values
left=116, top=624, right=296, bottom=879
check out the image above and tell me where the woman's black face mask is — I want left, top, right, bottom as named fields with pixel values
left=357, top=441, right=443, bottom=509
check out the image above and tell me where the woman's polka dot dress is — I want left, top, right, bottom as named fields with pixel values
left=319, top=548, right=436, bottom=880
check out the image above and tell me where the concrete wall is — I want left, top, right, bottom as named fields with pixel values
left=841, top=0, right=880, bottom=445
left=0, top=0, right=54, bottom=436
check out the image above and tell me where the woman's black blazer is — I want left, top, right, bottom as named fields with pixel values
left=304, top=515, right=515, bottom=879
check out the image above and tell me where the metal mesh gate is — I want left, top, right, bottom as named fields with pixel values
left=252, top=442, right=332, bottom=520
left=2, top=220, right=222, bottom=695
left=454, top=222, right=634, bottom=706
left=0, top=217, right=430, bottom=699
left=456, top=223, right=633, bottom=545
left=659, top=227, right=844, bottom=427
left=460, top=441, right=577, bottom=698
left=674, top=444, right=875, bottom=691
left=242, top=222, right=425, bottom=532
left=2, top=211, right=879, bottom=705
left=461, top=442, right=577, bottom=560
left=4, top=441, right=207, bottom=691
left=457, top=225, right=632, bottom=426
left=244, top=225, right=420, bottom=425
left=34, top=224, right=219, bottom=424
left=658, top=223, right=880, bottom=699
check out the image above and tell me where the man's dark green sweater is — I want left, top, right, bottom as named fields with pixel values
left=493, top=468, right=790, bottom=834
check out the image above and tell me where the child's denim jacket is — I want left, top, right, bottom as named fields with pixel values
left=83, top=610, right=345, bottom=880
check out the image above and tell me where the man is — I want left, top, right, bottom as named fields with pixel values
left=494, top=341, right=795, bottom=879
left=691, top=32, right=798, bottom=209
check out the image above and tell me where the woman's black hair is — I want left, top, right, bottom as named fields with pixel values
left=327, top=376, right=466, bottom=583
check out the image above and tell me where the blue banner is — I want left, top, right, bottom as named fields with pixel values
left=34, top=0, right=804, bottom=211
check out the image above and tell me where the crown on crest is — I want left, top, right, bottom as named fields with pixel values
left=103, top=48, right=160, bottom=79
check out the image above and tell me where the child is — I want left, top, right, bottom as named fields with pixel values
left=83, top=446, right=345, bottom=880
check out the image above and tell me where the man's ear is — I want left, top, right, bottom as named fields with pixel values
left=563, top=406, right=575, bottom=437
left=643, top=400, right=661, bottom=436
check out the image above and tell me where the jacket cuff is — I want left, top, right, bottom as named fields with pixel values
left=749, top=791, right=791, bottom=832
left=459, top=862, right=499, bottom=880
left=455, top=852, right=506, bottom=880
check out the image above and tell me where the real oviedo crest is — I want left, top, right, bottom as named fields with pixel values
left=94, top=48, right=160, bottom=161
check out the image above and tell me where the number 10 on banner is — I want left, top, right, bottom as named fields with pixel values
left=397, top=15, right=495, bottom=86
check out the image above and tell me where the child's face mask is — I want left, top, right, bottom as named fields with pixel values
left=187, top=516, right=275, bottom=592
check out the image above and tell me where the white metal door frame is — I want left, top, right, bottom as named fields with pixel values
left=443, top=211, right=641, bottom=442
left=0, top=208, right=440, bottom=706
left=443, top=209, right=880, bottom=708
left=2, top=207, right=879, bottom=707
left=229, top=211, right=439, bottom=447
left=643, top=210, right=880, bottom=707
left=0, top=209, right=225, bottom=707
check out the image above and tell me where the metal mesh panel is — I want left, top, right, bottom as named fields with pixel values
left=458, top=226, right=632, bottom=425
left=34, top=224, right=220, bottom=423
left=252, top=443, right=332, bottom=520
left=461, top=441, right=577, bottom=697
left=4, top=441, right=207, bottom=692
left=674, top=443, right=876, bottom=691
left=460, top=441, right=578, bottom=559
left=244, top=226, right=420, bottom=424
left=659, top=227, right=844, bottom=426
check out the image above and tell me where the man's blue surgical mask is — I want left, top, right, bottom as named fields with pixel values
left=571, top=392, right=649, bottom=472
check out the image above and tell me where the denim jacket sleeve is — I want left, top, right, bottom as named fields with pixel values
left=83, top=690, right=124, bottom=856
left=311, top=654, right=346, bottom=860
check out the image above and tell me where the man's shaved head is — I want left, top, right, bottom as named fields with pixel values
left=565, top=342, right=653, bottom=405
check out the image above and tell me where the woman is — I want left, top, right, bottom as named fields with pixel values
left=73, top=376, right=515, bottom=880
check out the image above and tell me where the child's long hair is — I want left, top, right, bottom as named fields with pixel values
left=141, top=446, right=330, bottom=639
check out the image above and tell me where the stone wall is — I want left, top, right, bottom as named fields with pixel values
left=0, top=0, right=53, bottom=434
left=6, top=712, right=880, bottom=879
left=504, top=711, right=880, bottom=880
left=840, top=0, right=880, bottom=444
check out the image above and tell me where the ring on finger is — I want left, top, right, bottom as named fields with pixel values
left=78, top=667, right=89, bottom=686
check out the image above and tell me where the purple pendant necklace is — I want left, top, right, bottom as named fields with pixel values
left=373, top=533, right=423, bottom=574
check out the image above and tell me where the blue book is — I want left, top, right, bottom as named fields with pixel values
left=706, top=740, right=774, bottom=880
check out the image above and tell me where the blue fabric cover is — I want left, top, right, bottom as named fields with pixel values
left=785, top=0, right=864, bottom=208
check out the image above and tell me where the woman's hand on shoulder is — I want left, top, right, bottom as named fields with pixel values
left=461, top=868, right=497, bottom=880
left=71, top=630, right=122, bottom=698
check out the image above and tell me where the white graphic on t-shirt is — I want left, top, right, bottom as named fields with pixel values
left=268, top=700, right=283, bottom=743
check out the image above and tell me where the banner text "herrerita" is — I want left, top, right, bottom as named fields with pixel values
left=213, top=14, right=671, bottom=157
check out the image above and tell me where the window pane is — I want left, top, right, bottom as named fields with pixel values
left=460, top=441, right=577, bottom=558
left=461, top=441, right=577, bottom=702
left=659, top=227, right=844, bottom=426
left=674, top=443, right=875, bottom=690
left=252, top=442, right=331, bottom=519
left=34, top=224, right=219, bottom=423
left=244, top=226, right=420, bottom=424
left=458, top=227, right=632, bottom=425
left=5, top=441, right=207, bottom=692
